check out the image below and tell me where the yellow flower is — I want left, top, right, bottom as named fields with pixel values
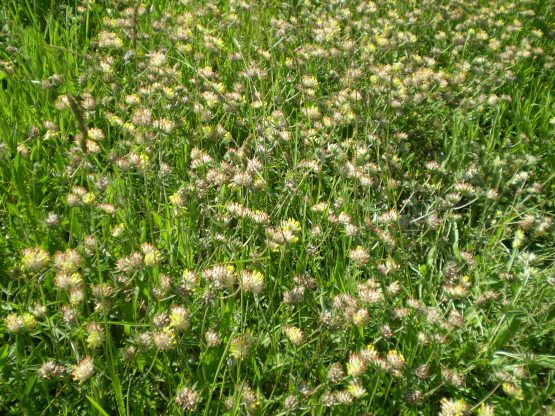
left=22, top=247, right=50, bottom=273
left=386, top=350, right=405, bottom=370
left=283, top=326, right=303, bottom=346
left=21, top=313, right=37, bottom=331
left=502, top=383, right=524, bottom=400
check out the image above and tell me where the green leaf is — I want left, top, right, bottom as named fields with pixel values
left=151, top=211, right=163, bottom=230
left=24, top=375, right=36, bottom=396
left=86, top=396, right=110, bottom=416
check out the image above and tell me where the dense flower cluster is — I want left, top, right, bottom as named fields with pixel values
left=0, top=0, right=553, bottom=414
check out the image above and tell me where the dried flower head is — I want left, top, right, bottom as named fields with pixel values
left=349, top=246, right=369, bottom=266
left=205, top=330, right=221, bottom=347
left=38, top=360, right=67, bottom=379
left=153, top=329, right=177, bottom=351
left=175, top=386, right=200, bottom=411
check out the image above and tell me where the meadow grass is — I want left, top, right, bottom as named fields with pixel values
left=0, top=0, right=554, bottom=414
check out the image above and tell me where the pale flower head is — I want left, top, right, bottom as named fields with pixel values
left=72, top=356, right=95, bottom=384
left=21, top=247, right=50, bottom=273
left=283, top=325, right=303, bottom=346
left=240, top=270, right=264, bottom=294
